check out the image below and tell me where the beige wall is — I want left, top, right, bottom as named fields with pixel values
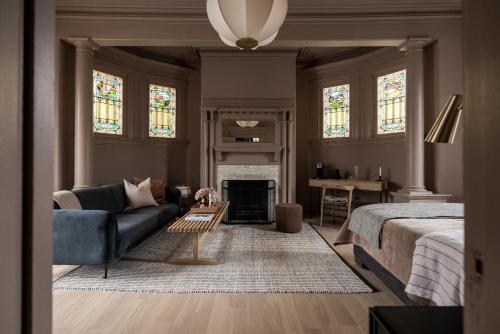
left=297, top=45, right=463, bottom=211
left=55, top=47, right=199, bottom=189
left=201, top=53, right=296, bottom=101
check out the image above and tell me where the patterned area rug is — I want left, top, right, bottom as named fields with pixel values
left=53, top=223, right=372, bottom=294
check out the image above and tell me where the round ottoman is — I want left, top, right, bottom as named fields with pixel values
left=276, top=203, right=303, bottom=233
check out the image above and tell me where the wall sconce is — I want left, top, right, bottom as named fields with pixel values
left=425, top=94, right=463, bottom=144
left=236, top=121, right=260, bottom=128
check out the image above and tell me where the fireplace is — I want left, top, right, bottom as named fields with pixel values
left=222, top=180, right=276, bottom=224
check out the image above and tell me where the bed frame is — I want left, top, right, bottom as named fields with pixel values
left=354, top=245, right=417, bottom=306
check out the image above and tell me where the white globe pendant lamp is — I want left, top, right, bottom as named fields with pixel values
left=207, top=0, right=288, bottom=50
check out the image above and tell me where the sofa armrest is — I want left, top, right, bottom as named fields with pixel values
left=53, top=210, right=118, bottom=265
left=165, top=186, right=183, bottom=210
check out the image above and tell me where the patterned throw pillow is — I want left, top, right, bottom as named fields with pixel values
left=132, top=176, right=166, bottom=203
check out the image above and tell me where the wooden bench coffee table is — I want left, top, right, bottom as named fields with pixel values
left=167, top=201, right=229, bottom=265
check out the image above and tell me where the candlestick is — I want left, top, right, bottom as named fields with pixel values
left=354, top=165, right=359, bottom=179
left=378, top=166, right=383, bottom=181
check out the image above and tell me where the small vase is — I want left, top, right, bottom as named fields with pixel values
left=200, top=197, right=208, bottom=207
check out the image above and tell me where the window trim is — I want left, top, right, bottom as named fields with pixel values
left=92, top=67, right=127, bottom=138
left=319, top=79, right=353, bottom=142
left=373, top=66, right=407, bottom=138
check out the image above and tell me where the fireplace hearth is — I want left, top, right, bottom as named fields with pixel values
left=222, top=180, right=276, bottom=224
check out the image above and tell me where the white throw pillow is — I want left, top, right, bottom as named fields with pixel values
left=124, top=177, right=159, bottom=209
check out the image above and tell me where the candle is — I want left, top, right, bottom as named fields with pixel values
left=354, top=165, right=359, bottom=179
left=378, top=166, right=382, bottom=178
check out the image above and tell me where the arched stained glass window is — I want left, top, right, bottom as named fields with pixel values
left=377, top=69, right=406, bottom=134
left=93, top=70, right=123, bottom=135
left=149, top=84, right=176, bottom=138
left=323, top=84, right=350, bottom=139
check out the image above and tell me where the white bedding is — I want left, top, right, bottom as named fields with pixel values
left=405, top=227, right=464, bottom=306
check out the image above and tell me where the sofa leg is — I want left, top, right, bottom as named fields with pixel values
left=103, top=265, right=108, bottom=279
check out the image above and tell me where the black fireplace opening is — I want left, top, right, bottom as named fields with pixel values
left=222, top=180, right=276, bottom=224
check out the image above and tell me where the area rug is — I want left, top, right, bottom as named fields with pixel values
left=53, top=223, right=372, bottom=294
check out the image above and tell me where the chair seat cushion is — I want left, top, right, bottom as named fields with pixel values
left=116, top=213, right=158, bottom=253
left=125, top=203, right=179, bottom=227
left=324, top=195, right=348, bottom=203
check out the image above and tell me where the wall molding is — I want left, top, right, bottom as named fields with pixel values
left=93, top=136, right=189, bottom=148
left=201, top=98, right=296, bottom=110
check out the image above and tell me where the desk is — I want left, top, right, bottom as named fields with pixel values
left=308, top=179, right=388, bottom=225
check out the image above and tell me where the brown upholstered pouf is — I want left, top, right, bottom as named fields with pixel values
left=276, top=203, right=303, bottom=233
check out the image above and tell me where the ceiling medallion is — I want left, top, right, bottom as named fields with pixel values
left=207, top=0, right=288, bottom=50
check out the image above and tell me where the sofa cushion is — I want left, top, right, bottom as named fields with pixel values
left=116, top=213, right=158, bottom=254
left=102, top=184, right=126, bottom=213
left=125, top=203, right=179, bottom=227
left=72, top=187, right=115, bottom=212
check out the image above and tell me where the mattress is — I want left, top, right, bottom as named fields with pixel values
left=353, top=218, right=463, bottom=284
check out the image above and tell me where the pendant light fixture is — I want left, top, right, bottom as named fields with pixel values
left=207, top=0, right=288, bottom=50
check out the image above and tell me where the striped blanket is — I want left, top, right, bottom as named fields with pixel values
left=405, top=228, right=464, bottom=306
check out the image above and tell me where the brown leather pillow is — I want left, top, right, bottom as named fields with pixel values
left=132, top=176, right=166, bottom=203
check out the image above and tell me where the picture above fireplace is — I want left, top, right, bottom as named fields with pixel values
left=221, top=180, right=276, bottom=224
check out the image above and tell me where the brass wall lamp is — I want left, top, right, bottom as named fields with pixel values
left=425, top=94, right=463, bottom=144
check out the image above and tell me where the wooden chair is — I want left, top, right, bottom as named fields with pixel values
left=319, top=185, right=354, bottom=226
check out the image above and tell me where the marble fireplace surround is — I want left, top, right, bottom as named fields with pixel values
left=216, top=165, right=280, bottom=204
left=200, top=99, right=296, bottom=203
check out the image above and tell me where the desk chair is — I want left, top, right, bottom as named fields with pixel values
left=320, top=185, right=354, bottom=226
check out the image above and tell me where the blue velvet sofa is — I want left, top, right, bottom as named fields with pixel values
left=53, top=183, right=182, bottom=278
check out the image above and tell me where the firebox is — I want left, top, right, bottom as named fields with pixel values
left=221, top=180, right=276, bottom=224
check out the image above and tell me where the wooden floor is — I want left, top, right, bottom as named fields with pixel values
left=53, top=222, right=402, bottom=334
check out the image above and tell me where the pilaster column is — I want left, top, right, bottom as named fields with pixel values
left=402, top=38, right=429, bottom=193
left=71, top=38, right=97, bottom=187
left=393, top=38, right=451, bottom=203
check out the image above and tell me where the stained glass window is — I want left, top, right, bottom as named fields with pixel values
left=93, top=70, right=123, bottom=135
left=377, top=69, right=406, bottom=134
left=149, top=84, right=176, bottom=138
left=322, top=84, right=350, bottom=138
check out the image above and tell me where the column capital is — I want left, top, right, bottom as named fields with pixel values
left=399, top=37, right=433, bottom=52
left=66, top=37, right=100, bottom=52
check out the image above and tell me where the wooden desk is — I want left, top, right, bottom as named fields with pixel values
left=309, top=179, right=388, bottom=225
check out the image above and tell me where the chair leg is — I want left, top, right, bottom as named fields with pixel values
left=103, top=264, right=108, bottom=279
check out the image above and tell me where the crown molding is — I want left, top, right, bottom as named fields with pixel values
left=93, top=47, right=194, bottom=80
left=56, top=0, right=461, bottom=18
left=201, top=98, right=296, bottom=109
left=199, top=51, right=298, bottom=58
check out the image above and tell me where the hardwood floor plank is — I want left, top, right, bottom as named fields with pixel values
left=53, top=223, right=401, bottom=333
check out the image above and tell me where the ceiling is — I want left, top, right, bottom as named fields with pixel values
left=116, top=46, right=381, bottom=69
left=56, top=0, right=461, bottom=16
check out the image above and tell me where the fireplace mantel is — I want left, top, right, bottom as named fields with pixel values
left=200, top=103, right=296, bottom=203
left=213, top=145, right=283, bottom=162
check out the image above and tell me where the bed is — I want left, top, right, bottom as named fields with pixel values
left=335, top=203, right=464, bottom=306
